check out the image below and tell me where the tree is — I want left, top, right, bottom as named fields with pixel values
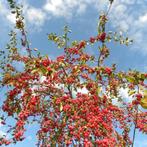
left=0, top=0, right=147, bottom=146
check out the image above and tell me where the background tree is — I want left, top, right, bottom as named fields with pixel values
left=0, top=0, right=146, bottom=146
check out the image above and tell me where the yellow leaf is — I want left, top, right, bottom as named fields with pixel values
left=97, top=87, right=102, bottom=94
left=60, top=103, right=63, bottom=112
left=140, top=97, right=147, bottom=109
left=128, top=90, right=136, bottom=96
left=3, top=72, right=12, bottom=85
left=144, top=90, right=147, bottom=97
left=31, top=69, right=40, bottom=74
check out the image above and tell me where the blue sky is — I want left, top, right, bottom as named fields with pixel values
left=0, top=0, right=147, bottom=146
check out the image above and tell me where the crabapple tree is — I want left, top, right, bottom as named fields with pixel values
left=0, top=0, right=146, bottom=146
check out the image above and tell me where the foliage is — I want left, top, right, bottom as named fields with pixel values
left=0, top=0, right=146, bottom=146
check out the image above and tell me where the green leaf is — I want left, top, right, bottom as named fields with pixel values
left=40, top=67, right=48, bottom=75
left=127, top=76, right=136, bottom=83
left=140, top=97, right=147, bottom=109
left=128, top=90, right=136, bottom=96
left=138, top=73, right=145, bottom=81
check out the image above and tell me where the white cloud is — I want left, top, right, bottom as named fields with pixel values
left=26, top=7, right=46, bottom=27
left=42, top=0, right=147, bottom=54
left=108, top=0, right=147, bottom=54
left=43, top=0, right=108, bottom=19
left=0, top=3, right=11, bottom=24
left=40, top=76, right=46, bottom=83
left=76, top=3, right=87, bottom=14
left=0, top=130, right=6, bottom=138
left=72, top=86, right=89, bottom=98
left=20, top=1, right=47, bottom=29
left=6, top=13, right=16, bottom=24
left=44, top=0, right=79, bottom=18
left=112, top=88, right=134, bottom=107
left=139, top=13, right=147, bottom=24
left=44, top=0, right=63, bottom=12
left=0, top=1, right=6, bottom=14
left=77, top=87, right=88, bottom=94
left=0, top=120, right=6, bottom=138
left=119, top=88, right=133, bottom=103
left=0, top=0, right=147, bottom=54
left=0, top=0, right=46, bottom=29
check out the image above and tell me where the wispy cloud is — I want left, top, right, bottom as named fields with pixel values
left=0, top=0, right=47, bottom=29
left=111, top=88, right=133, bottom=107
left=43, top=0, right=109, bottom=19
left=108, top=0, right=147, bottom=54
left=25, top=7, right=46, bottom=27
left=0, top=0, right=147, bottom=54
left=0, top=120, right=6, bottom=138
left=0, top=130, right=6, bottom=138
left=139, top=13, right=147, bottom=24
left=43, top=0, right=147, bottom=54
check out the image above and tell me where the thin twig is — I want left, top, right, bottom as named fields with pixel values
left=106, top=2, right=113, bottom=16
left=132, top=106, right=138, bottom=147
left=132, top=86, right=140, bottom=147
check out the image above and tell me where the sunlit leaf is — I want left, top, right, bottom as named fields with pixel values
left=140, top=97, right=147, bottom=109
